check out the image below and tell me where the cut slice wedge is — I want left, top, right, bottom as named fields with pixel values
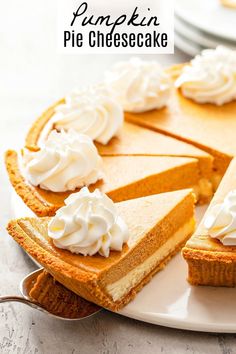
left=7, top=189, right=195, bottom=310
left=5, top=150, right=200, bottom=217
left=183, top=158, right=236, bottom=287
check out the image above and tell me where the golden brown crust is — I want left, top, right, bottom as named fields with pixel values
left=7, top=219, right=104, bottom=306
left=183, top=246, right=236, bottom=287
left=5, top=150, right=60, bottom=217
left=29, top=270, right=101, bottom=318
left=25, top=99, right=64, bottom=151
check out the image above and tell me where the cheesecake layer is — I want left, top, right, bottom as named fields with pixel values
left=107, top=217, right=195, bottom=301
left=7, top=190, right=195, bottom=310
left=183, top=158, right=236, bottom=287
left=6, top=149, right=201, bottom=216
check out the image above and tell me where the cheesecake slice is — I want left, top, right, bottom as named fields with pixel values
left=96, top=122, right=213, bottom=200
left=7, top=189, right=195, bottom=310
left=183, top=158, right=236, bottom=287
left=5, top=150, right=201, bottom=217
left=125, top=67, right=236, bottom=189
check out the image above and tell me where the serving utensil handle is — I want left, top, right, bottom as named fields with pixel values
left=0, top=295, right=49, bottom=313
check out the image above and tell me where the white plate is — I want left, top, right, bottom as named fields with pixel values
left=175, top=15, right=236, bottom=49
left=174, top=31, right=202, bottom=56
left=175, top=0, right=236, bottom=42
left=12, top=192, right=236, bottom=333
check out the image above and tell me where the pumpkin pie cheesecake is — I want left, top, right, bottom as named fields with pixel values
left=7, top=187, right=195, bottom=310
left=25, top=119, right=213, bottom=204
left=5, top=128, right=208, bottom=217
left=120, top=48, right=236, bottom=190
left=26, top=114, right=213, bottom=193
left=183, top=158, right=236, bottom=287
left=23, top=84, right=213, bottom=204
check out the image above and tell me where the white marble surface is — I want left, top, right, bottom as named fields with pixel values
left=1, top=1, right=236, bottom=353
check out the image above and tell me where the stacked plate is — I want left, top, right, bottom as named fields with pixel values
left=175, top=0, right=236, bottom=56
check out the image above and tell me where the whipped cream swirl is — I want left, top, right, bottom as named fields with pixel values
left=204, top=190, right=236, bottom=246
left=24, top=130, right=103, bottom=192
left=48, top=187, right=129, bottom=257
left=105, top=57, right=172, bottom=113
left=54, top=85, right=123, bottom=145
left=176, top=46, right=236, bottom=105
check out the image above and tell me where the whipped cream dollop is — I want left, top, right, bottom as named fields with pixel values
left=204, top=190, right=236, bottom=246
left=24, top=130, right=103, bottom=192
left=105, top=57, right=172, bottom=113
left=176, top=46, right=236, bottom=105
left=48, top=187, right=129, bottom=257
left=54, top=85, right=123, bottom=145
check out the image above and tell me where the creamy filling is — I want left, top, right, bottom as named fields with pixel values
left=106, top=218, right=195, bottom=302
